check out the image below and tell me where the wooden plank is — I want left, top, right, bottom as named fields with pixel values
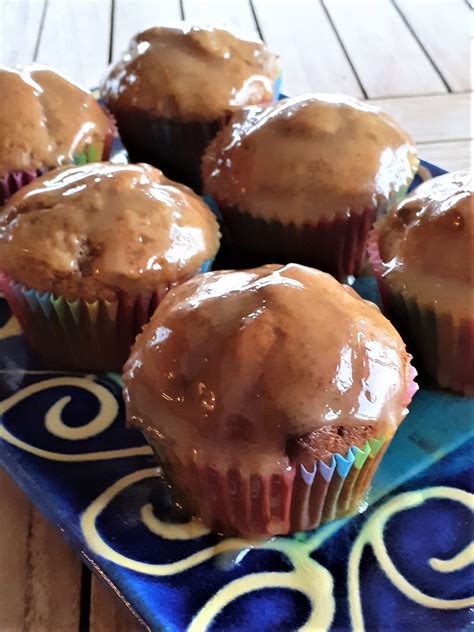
left=252, top=0, right=363, bottom=97
left=0, top=0, right=45, bottom=66
left=0, top=469, right=82, bottom=632
left=36, top=0, right=111, bottom=87
left=417, top=139, right=471, bottom=172
left=323, top=0, right=447, bottom=98
left=90, top=576, right=144, bottom=632
left=182, top=0, right=259, bottom=38
left=369, top=93, right=472, bottom=143
left=395, top=0, right=471, bottom=92
left=112, top=0, right=181, bottom=59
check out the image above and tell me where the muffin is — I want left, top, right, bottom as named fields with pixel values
left=368, top=170, right=473, bottom=396
left=123, top=264, right=417, bottom=536
left=0, top=64, right=114, bottom=205
left=0, top=163, right=220, bottom=371
left=202, top=94, right=418, bottom=279
left=101, top=24, right=280, bottom=191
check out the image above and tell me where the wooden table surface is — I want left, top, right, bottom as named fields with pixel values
left=0, top=0, right=471, bottom=630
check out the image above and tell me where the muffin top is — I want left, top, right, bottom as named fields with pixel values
left=0, top=163, right=220, bottom=300
left=101, top=24, right=279, bottom=122
left=202, top=94, right=418, bottom=223
left=0, top=64, right=112, bottom=175
left=124, top=264, right=413, bottom=465
left=374, top=170, right=473, bottom=318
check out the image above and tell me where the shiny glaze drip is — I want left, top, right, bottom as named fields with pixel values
left=202, top=94, right=418, bottom=223
left=0, top=64, right=111, bottom=174
left=124, top=264, right=411, bottom=468
left=376, top=170, right=473, bottom=318
left=101, top=24, right=279, bottom=122
left=0, top=163, right=220, bottom=300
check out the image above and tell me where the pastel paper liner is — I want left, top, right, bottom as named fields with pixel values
left=216, top=206, right=377, bottom=280
left=367, top=232, right=474, bottom=396
left=146, top=434, right=390, bottom=537
left=0, top=258, right=213, bottom=372
left=0, top=114, right=115, bottom=205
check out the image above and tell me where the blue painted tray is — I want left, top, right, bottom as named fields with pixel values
left=0, top=159, right=473, bottom=631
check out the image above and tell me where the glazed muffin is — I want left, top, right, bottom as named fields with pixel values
left=0, top=64, right=114, bottom=205
left=202, top=94, right=418, bottom=279
left=123, top=264, right=417, bottom=536
left=0, top=163, right=220, bottom=371
left=101, top=24, right=280, bottom=191
left=368, top=170, right=473, bottom=396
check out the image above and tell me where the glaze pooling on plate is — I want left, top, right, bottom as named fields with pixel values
left=0, top=160, right=473, bottom=631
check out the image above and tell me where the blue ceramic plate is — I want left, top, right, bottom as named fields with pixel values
left=0, top=156, right=473, bottom=632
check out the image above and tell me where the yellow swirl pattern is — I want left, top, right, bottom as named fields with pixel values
left=348, top=486, right=474, bottom=631
left=0, top=376, right=152, bottom=461
left=0, top=315, right=21, bottom=340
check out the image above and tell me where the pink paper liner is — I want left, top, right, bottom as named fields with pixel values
left=0, top=273, right=172, bottom=372
left=216, top=206, right=377, bottom=280
left=0, top=169, right=45, bottom=206
left=141, top=363, right=417, bottom=536
left=367, top=230, right=473, bottom=396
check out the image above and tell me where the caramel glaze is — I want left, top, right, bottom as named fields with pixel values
left=202, top=94, right=418, bottom=224
left=101, top=24, right=279, bottom=123
left=124, top=264, right=413, bottom=472
left=0, top=163, right=220, bottom=301
left=376, top=170, right=473, bottom=320
left=0, top=64, right=112, bottom=175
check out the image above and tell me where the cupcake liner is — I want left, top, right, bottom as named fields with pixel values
left=0, top=112, right=115, bottom=205
left=120, top=113, right=223, bottom=192
left=216, top=206, right=377, bottom=280
left=0, top=169, right=45, bottom=206
left=367, top=232, right=473, bottom=395
left=146, top=434, right=390, bottom=536
left=0, top=259, right=212, bottom=372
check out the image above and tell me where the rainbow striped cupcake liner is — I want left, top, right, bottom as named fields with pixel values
left=368, top=232, right=474, bottom=395
left=0, top=259, right=213, bottom=372
left=145, top=434, right=390, bottom=537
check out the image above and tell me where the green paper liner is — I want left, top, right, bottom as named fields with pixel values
left=0, top=276, right=170, bottom=371
left=143, top=433, right=391, bottom=537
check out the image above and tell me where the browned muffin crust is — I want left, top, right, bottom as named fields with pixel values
left=101, top=24, right=279, bottom=123
left=0, top=163, right=220, bottom=301
left=202, top=94, right=418, bottom=223
left=0, top=64, right=112, bottom=174
left=124, top=264, right=412, bottom=470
